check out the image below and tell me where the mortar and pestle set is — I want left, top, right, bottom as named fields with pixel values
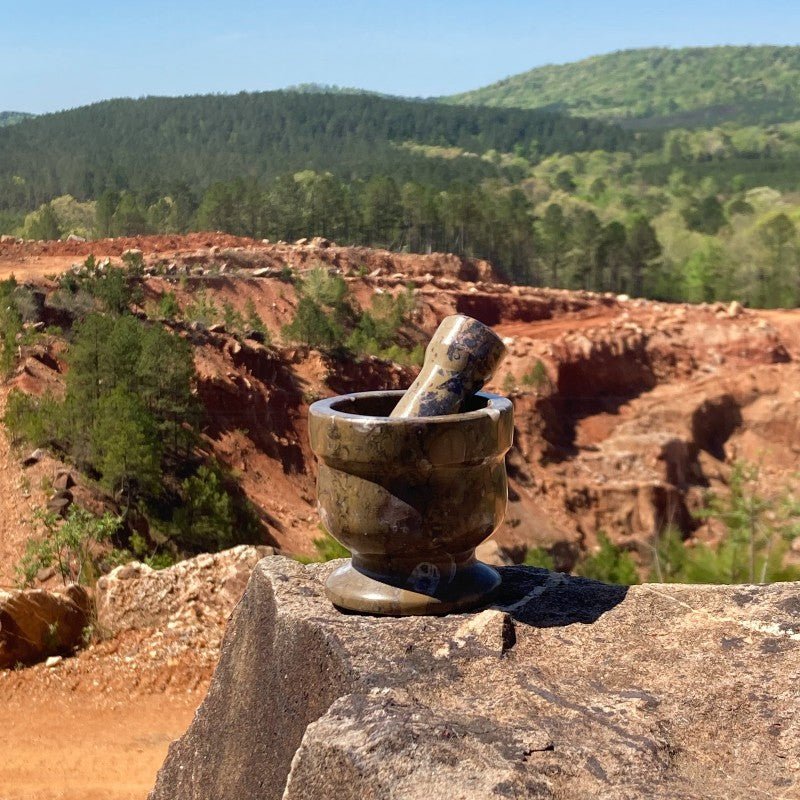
left=309, top=314, right=513, bottom=615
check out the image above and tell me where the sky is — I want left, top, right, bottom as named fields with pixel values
left=3, top=0, right=800, bottom=114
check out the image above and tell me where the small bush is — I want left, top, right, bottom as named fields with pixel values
left=17, top=506, right=121, bottom=587
left=4, top=390, right=63, bottom=448
left=222, top=300, right=246, bottom=334
left=0, top=277, right=25, bottom=375
left=522, top=546, right=555, bottom=570
left=576, top=533, right=640, bottom=585
left=282, top=296, right=342, bottom=348
left=521, top=359, right=550, bottom=390
left=169, top=465, right=236, bottom=551
left=184, top=288, right=220, bottom=326
left=648, top=465, right=800, bottom=584
left=158, top=291, right=181, bottom=319
left=243, top=298, right=271, bottom=343
left=297, top=529, right=350, bottom=563
left=53, top=255, right=144, bottom=316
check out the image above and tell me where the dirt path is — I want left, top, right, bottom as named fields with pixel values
left=760, top=308, right=800, bottom=357
left=494, top=305, right=623, bottom=341
left=0, top=694, right=200, bottom=800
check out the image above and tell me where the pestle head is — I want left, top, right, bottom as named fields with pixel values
left=390, top=314, right=507, bottom=418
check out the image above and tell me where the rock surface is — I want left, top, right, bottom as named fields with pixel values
left=0, top=584, right=90, bottom=668
left=151, top=556, right=800, bottom=799
left=96, top=544, right=274, bottom=635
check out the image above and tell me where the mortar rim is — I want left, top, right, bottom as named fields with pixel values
left=309, top=389, right=512, bottom=425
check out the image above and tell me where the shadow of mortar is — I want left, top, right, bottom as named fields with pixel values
left=493, top=566, right=628, bottom=628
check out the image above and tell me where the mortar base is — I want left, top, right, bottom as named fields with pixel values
left=325, top=558, right=501, bottom=616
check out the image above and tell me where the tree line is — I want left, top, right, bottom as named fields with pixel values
left=23, top=171, right=660, bottom=295
left=0, top=91, right=638, bottom=214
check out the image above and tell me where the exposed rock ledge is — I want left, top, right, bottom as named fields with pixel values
left=150, top=557, right=799, bottom=799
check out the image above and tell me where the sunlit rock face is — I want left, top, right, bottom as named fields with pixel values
left=151, top=556, right=800, bottom=800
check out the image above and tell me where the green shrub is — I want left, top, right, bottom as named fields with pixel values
left=221, top=300, right=246, bottom=334
left=522, top=546, right=555, bottom=569
left=576, top=533, right=640, bottom=585
left=3, top=390, right=63, bottom=447
left=282, top=296, right=342, bottom=348
left=158, top=291, right=181, bottom=319
left=52, top=255, right=144, bottom=316
left=17, top=506, right=121, bottom=587
left=120, top=249, right=145, bottom=274
left=0, top=276, right=42, bottom=375
left=244, top=298, right=270, bottom=342
left=313, top=531, right=350, bottom=561
left=184, top=288, right=220, bottom=326
left=297, top=529, right=350, bottom=563
left=521, top=359, right=550, bottom=390
left=649, top=464, right=800, bottom=584
left=302, top=266, right=348, bottom=309
left=23, top=203, right=61, bottom=241
left=0, top=284, right=22, bottom=375
left=345, top=287, right=420, bottom=363
left=168, top=465, right=242, bottom=551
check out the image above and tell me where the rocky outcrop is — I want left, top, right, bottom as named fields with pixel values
left=0, top=584, right=90, bottom=668
left=96, top=545, right=274, bottom=636
left=151, top=557, right=800, bottom=799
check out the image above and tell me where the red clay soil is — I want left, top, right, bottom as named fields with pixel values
left=0, top=624, right=214, bottom=800
left=0, top=693, right=200, bottom=800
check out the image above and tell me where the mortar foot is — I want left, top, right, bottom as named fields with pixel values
left=325, top=559, right=501, bottom=616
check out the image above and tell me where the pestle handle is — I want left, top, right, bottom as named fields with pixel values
left=390, top=314, right=507, bottom=418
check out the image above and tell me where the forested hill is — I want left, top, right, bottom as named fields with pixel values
left=0, top=112, right=33, bottom=127
left=0, top=91, right=635, bottom=209
left=450, top=46, right=800, bottom=128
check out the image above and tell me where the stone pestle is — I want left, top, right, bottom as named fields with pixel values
left=390, top=314, right=507, bottom=418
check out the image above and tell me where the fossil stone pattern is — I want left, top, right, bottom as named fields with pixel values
left=390, top=314, right=507, bottom=418
left=309, top=390, right=514, bottom=614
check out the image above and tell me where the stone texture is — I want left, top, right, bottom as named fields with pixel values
left=0, top=584, right=90, bottom=668
left=310, top=390, right=512, bottom=614
left=151, top=557, right=800, bottom=799
left=96, top=545, right=274, bottom=636
left=390, top=314, right=506, bottom=418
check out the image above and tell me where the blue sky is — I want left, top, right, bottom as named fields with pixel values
left=4, top=0, right=800, bottom=114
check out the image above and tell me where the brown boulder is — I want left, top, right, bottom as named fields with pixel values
left=21, top=448, right=44, bottom=467
left=150, top=557, right=800, bottom=799
left=53, top=470, right=75, bottom=491
left=46, top=489, right=73, bottom=516
left=0, top=584, right=90, bottom=668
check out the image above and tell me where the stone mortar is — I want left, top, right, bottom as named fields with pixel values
left=308, top=390, right=514, bottom=615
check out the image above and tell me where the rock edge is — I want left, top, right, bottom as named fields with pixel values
left=150, top=557, right=799, bottom=799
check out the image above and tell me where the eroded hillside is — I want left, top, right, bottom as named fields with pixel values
left=2, top=233, right=799, bottom=579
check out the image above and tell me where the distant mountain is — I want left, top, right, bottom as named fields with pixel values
left=0, top=111, right=33, bottom=127
left=0, top=90, right=635, bottom=207
left=449, top=46, right=800, bottom=128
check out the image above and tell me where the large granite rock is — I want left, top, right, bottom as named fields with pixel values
left=151, top=557, right=799, bottom=799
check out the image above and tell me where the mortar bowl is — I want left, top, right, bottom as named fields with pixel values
left=309, top=390, right=514, bottom=615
